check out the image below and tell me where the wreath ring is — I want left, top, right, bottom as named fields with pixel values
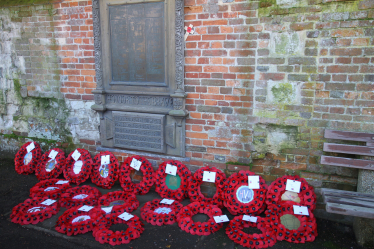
left=98, top=191, right=139, bottom=217
left=29, top=178, right=70, bottom=199
left=188, top=166, right=226, bottom=208
left=55, top=205, right=105, bottom=236
left=226, top=215, right=277, bottom=248
left=93, top=206, right=144, bottom=246
left=176, top=202, right=223, bottom=236
left=59, top=185, right=102, bottom=208
left=63, top=148, right=93, bottom=185
left=223, top=170, right=268, bottom=215
left=14, top=141, right=42, bottom=175
left=140, top=199, right=183, bottom=226
left=35, top=148, right=66, bottom=181
left=155, top=160, right=191, bottom=201
left=10, top=197, right=60, bottom=225
left=91, top=151, right=119, bottom=189
left=119, top=155, right=155, bottom=195
left=265, top=203, right=317, bottom=243
left=265, top=175, right=317, bottom=211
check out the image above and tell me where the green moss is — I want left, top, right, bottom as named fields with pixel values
left=271, top=83, right=294, bottom=103
left=0, top=0, right=57, bottom=8
left=226, top=161, right=253, bottom=167
left=13, top=78, right=23, bottom=101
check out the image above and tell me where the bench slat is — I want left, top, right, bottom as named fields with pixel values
left=325, top=129, right=374, bottom=142
left=326, top=203, right=374, bottom=219
left=324, top=196, right=374, bottom=209
left=321, top=188, right=374, bottom=199
left=321, top=156, right=374, bottom=171
left=323, top=143, right=374, bottom=156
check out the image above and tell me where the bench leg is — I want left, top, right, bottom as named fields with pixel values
left=353, top=217, right=374, bottom=247
left=354, top=169, right=374, bottom=247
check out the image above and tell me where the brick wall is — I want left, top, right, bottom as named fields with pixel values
left=1, top=0, right=374, bottom=207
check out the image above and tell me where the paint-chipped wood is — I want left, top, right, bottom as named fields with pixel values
left=321, top=156, right=374, bottom=171
left=326, top=203, right=374, bottom=219
left=323, top=143, right=374, bottom=156
left=324, top=129, right=374, bottom=142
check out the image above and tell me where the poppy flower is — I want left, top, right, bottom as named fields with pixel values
left=91, top=151, right=119, bottom=189
left=141, top=199, right=183, bottom=226
left=59, top=185, right=102, bottom=208
left=29, top=178, right=70, bottom=199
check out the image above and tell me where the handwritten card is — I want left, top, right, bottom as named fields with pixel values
left=118, top=212, right=134, bottom=221
left=56, top=180, right=69, bottom=184
left=130, top=158, right=142, bottom=171
left=48, top=150, right=58, bottom=160
left=286, top=179, right=301, bottom=193
left=248, top=176, right=260, bottom=189
left=41, top=199, right=56, bottom=206
left=165, top=164, right=177, bottom=176
left=78, top=205, right=94, bottom=212
left=26, top=142, right=35, bottom=153
left=101, top=155, right=110, bottom=165
left=293, top=205, right=309, bottom=216
left=203, top=171, right=216, bottom=183
left=71, top=150, right=81, bottom=161
left=243, top=215, right=257, bottom=223
left=160, top=199, right=175, bottom=205
left=213, top=215, right=229, bottom=223
left=101, top=206, right=113, bottom=214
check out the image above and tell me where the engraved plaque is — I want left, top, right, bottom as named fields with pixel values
left=110, top=2, right=165, bottom=84
left=113, top=112, right=165, bottom=153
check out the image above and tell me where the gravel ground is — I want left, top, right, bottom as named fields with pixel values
left=0, top=158, right=368, bottom=249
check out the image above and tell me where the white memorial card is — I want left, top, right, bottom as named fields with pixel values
left=101, top=155, right=110, bottom=165
left=203, top=171, right=216, bottom=183
left=160, top=199, right=175, bottom=205
left=71, top=150, right=81, bottom=161
left=130, top=158, right=142, bottom=171
left=48, top=150, right=58, bottom=160
left=56, top=180, right=69, bottom=184
left=118, top=212, right=134, bottom=221
left=78, top=205, right=94, bottom=212
left=243, top=215, right=257, bottom=223
left=293, top=205, right=309, bottom=216
left=213, top=215, right=229, bottom=223
left=165, top=164, right=177, bottom=176
left=41, top=199, right=56, bottom=206
left=101, top=206, right=113, bottom=214
left=26, top=142, right=35, bottom=153
left=286, top=179, right=301, bottom=193
left=248, top=175, right=260, bottom=189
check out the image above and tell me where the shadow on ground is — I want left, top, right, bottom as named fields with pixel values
left=0, top=158, right=368, bottom=249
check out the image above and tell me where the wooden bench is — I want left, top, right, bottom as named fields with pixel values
left=320, top=129, right=374, bottom=246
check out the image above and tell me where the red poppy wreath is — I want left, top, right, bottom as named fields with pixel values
left=223, top=170, right=268, bottom=215
left=55, top=205, right=105, bottom=236
left=35, top=148, right=66, bottom=181
left=141, top=199, right=183, bottom=226
left=176, top=202, right=223, bottom=236
left=10, top=197, right=60, bottom=225
left=265, top=203, right=318, bottom=243
left=119, top=155, right=155, bottom=195
left=14, top=141, right=42, bottom=175
left=29, top=178, right=70, bottom=199
left=63, top=148, right=93, bottom=185
left=91, top=151, right=119, bottom=189
left=93, top=206, right=144, bottom=246
left=59, top=185, right=102, bottom=208
left=226, top=215, right=277, bottom=249
left=98, top=191, right=139, bottom=217
left=188, top=166, right=226, bottom=208
left=265, top=175, right=317, bottom=212
left=155, top=160, right=191, bottom=201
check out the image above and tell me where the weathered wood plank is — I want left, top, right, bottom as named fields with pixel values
left=321, top=188, right=374, bottom=202
left=323, top=143, right=374, bottom=156
left=325, top=129, right=374, bottom=142
left=321, top=156, right=374, bottom=171
left=326, top=203, right=374, bottom=219
left=367, top=142, right=374, bottom=147
left=324, top=196, right=374, bottom=209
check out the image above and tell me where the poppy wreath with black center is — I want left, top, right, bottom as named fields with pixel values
left=264, top=203, right=318, bottom=243
left=30, top=178, right=71, bottom=199
left=59, top=185, right=102, bottom=208
left=223, top=170, right=268, bottom=216
left=176, top=201, right=223, bottom=236
left=63, top=148, right=93, bottom=185
left=98, top=191, right=139, bottom=218
left=14, top=141, right=42, bottom=175
left=188, top=166, right=226, bottom=208
left=91, top=151, right=119, bottom=189
left=140, top=199, right=183, bottom=226
left=93, top=206, right=144, bottom=246
left=226, top=215, right=277, bottom=248
left=119, top=155, right=155, bottom=195
left=265, top=175, right=317, bottom=212
left=35, top=148, right=66, bottom=181
left=10, top=196, right=60, bottom=225
left=155, top=160, right=191, bottom=201
left=55, top=205, right=105, bottom=236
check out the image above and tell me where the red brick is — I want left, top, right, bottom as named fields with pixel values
left=203, top=66, right=228, bottom=73
left=327, top=65, right=359, bottom=73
